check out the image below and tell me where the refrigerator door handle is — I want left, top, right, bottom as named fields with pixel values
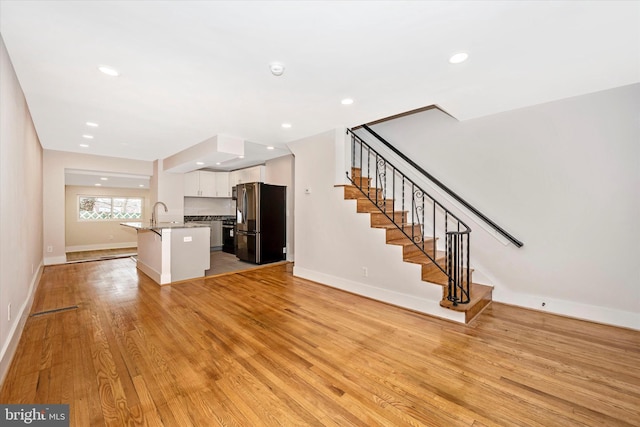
left=242, top=187, right=247, bottom=225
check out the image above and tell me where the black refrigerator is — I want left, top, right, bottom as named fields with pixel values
left=235, top=182, right=286, bottom=264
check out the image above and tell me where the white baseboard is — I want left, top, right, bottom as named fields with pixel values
left=494, top=288, right=640, bottom=330
left=65, top=242, right=137, bottom=253
left=293, top=266, right=465, bottom=324
left=0, top=261, right=43, bottom=388
left=44, top=255, right=67, bottom=266
left=136, top=260, right=170, bottom=285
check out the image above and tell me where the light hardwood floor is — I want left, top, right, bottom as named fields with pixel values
left=1, top=258, right=639, bottom=426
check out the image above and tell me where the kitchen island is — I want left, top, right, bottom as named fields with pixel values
left=121, top=222, right=210, bottom=285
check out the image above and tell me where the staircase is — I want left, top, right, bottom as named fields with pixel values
left=342, top=131, right=494, bottom=323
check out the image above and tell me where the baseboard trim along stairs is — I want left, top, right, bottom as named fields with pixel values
left=340, top=168, right=493, bottom=324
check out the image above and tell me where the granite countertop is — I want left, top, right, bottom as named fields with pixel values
left=120, top=222, right=211, bottom=230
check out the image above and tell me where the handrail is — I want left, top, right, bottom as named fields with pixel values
left=361, top=124, right=523, bottom=248
left=347, top=129, right=471, bottom=305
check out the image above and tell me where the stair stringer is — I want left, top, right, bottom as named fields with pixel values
left=293, top=186, right=466, bottom=324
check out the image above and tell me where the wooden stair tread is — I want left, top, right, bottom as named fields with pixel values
left=387, top=237, right=435, bottom=246
left=440, top=283, right=493, bottom=323
left=403, top=250, right=446, bottom=263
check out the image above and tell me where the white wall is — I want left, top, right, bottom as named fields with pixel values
left=360, top=84, right=640, bottom=329
left=0, top=36, right=44, bottom=385
left=43, top=151, right=153, bottom=264
left=289, top=130, right=466, bottom=323
left=265, top=155, right=295, bottom=261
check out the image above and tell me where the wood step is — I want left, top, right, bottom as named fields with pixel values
left=401, top=239, right=438, bottom=259
left=342, top=185, right=384, bottom=200
left=385, top=224, right=423, bottom=242
left=350, top=176, right=372, bottom=187
left=403, top=250, right=446, bottom=266
left=370, top=211, right=408, bottom=226
left=356, top=198, right=396, bottom=213
left=440, top=283, right=493, bottom=323
left=422, top=267, right=473, bottom=286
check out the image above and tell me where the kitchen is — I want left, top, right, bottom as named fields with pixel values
left=64, top=151, right=294, bottom=283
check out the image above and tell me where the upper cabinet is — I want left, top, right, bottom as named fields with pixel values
left=186, top=166, right=264, bottom=198
left=185, top=171, right=232, bottom=198
left=214, top=172, right=230, bottom=197
left=184, top=171, right=216, bottom=197
left=228, top=165, right=265, bottom=193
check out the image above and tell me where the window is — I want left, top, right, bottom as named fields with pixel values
left=78, top=196, right=143, bottom=221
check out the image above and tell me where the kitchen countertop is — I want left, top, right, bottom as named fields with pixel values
left=121, top=221, right=211, bottom=231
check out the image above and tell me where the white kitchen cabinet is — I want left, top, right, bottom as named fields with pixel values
left=228, top=165, right=265, bottom=194
left=184, top=171, right=216, bottom=197
left=214, top=172, right=230, bottom=197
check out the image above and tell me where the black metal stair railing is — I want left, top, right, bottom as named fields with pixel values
left=346, top=129, right=471, bottom=305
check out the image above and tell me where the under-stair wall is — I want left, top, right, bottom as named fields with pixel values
left=289, top=129, right=467, bottom=323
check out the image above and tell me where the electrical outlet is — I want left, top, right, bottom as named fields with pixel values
left=47, top=245, right=53, bottom=253
left=7, top=303, right=11, bottom=321
left=362, top=267, right=368, bottom=277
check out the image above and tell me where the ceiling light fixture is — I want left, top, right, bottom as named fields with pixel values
left=269, top=62, right=285, bottom=76
left=267, top=146, right=274, bottom=150
left=79, top=144, right=89, bottom=148
left=281, top=123, right=292, bottom=129
left=196, top=161, right=204, bottom=166
left=95, top=183, right=102, bottom=186
left=449, top=52, right=469, bottom=64
left=86, top=122, right=99, bottom=127
left=98, top=65, right=120, bottom=76
left=215, top=162, right=221, bottom=165
left=239, top=155, right=245, bottom=159
left=82, top=134, right=94, bottom=139
left=100, top=177, right=108, bottom=181
left=341, top=98, right=354, bottom=105
left=139, top=184, right=145, bottom=188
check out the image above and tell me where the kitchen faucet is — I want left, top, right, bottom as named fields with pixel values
left=151, top=201, right=168, bottom=226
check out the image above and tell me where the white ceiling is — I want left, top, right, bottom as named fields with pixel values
left=1, top=1, right=638, bottom=168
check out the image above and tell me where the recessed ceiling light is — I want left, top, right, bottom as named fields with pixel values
left=196, top=161, right=205, bottom=166
left=79, top=144, right=89, bottom=148
left=86, top=122, right=99, bottom=127
left=100, top=177, right=108, bottom=181
left=82, top=134, right=94, bottom=139
left=98, top=65, right=120, bottom=76
left=239, top=155, right=245, bottom=159
left=95, top=183, right=102, bottom=186
left=269, top=62, right=285, bottom=76
left=215, top=162, right=221, bottom=165
left=267, top=146, right=275, bottom=150
left=281, top=123, right=292, bottom=129
left=449, top=52, right=469, bottom=64
left=341, top=98, right=354, bottom=105
left=138, top=184, right=145, bottom=188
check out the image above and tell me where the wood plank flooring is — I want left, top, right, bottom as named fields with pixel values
left=1, top=258, right=639, bottom=426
